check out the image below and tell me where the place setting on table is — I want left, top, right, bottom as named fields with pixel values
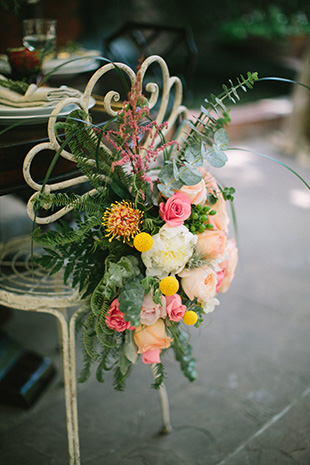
left=0, top=18, right=100, bottom=128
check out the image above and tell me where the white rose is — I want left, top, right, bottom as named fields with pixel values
left=141, top=224, right=197, bottom=278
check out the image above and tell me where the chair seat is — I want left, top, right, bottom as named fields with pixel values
left=0, top=235, right=80, bottom=311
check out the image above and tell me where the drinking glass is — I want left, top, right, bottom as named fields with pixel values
left=23, top=18, right=57, bottom=59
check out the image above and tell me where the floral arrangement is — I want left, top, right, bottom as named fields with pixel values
left=33, top=69, right=259, bottom=390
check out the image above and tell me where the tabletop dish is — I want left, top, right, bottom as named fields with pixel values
left=43, top=50, right=101, bottom=76
left=0, top=96, right=96, bottom=126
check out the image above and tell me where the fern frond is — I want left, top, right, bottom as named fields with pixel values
left=83, top=313, right=100, bottom=361
left=151, top=363, right=165, bottom=389
left=169, top=323, right=198, bottom=382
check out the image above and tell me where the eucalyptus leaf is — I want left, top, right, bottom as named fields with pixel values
left=184, top=144, right=203, bottom=167
left=157, top=183, right=175, bottom=198
left=179, top=163, right=203, bottom=185
left=172, top=159, right=180, bottom=181
left=124, top=330, right=138, bottom=364
left=158, top=162, right=174, bottom=184
left=214, top=128, right=229, bottom=150
left=118, top=346, right=132, bottom=376
left=206, top=146, right=228, bottom=168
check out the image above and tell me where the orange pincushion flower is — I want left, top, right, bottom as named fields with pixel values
left=102, top=200, right=143, bottom=242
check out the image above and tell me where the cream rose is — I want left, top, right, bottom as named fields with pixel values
left=141, top=224, right=197, bottom=278
left=197, top=229, right=227, bottom=260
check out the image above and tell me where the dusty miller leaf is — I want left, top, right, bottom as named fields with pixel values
left=118, top=278, right=144, bottom=327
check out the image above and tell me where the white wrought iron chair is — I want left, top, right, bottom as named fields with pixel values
left=0, top=55, right=187, bottom=464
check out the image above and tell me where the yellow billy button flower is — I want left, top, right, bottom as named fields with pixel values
left=133, top=232, right=153, bottom=252
left=159, top=276, right=179, bottom=296
left=183, top=310, right=198, bottom=326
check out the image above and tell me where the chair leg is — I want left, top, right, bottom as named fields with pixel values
left=56, top=309, right=81, bottom=465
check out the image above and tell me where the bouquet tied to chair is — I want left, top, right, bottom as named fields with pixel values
left=33, top=68, right=259, bottom=390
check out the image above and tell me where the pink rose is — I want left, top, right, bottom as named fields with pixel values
left=105, top=299, right=135, bottom=332
left=197, top=229, right=227, bottom=260
left=140, top=293, right=166, bottom=326
left=165, top=294, right=186, bottom=322
left=134, top=319, right=173, bottom=364
left=216, top=267, right=226, bottom=293
left=142, top=348, right=161, bottom=364
left=176, top=176, right=207, bottom=205
left=217, top=239, right=238, bottom=293
left=179, top=266, right=217, bottom=304
left=159, top=192, right=191, bottom=227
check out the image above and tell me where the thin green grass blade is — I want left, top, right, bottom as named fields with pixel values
left=258, top=77, right=310, bottom=92
left=227, top=147, right=310, bottom=190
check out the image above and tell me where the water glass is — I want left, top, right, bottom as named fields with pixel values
left=23, top=18, right=57, bottom=58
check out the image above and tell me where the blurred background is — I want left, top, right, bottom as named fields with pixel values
left=1, top=0, right=310, bottom=104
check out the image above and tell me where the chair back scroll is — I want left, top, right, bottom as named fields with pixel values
left=23, top=55, right=188, bottom=224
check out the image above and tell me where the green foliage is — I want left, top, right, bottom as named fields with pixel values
left=169, top=323, right=198, bottom=382
left=156, top=72, right=258, bottom=194
left=221, top=186, right=236, bottom=201
left=100, top=255, right=141, bottom=302
left=220, top=6, right=310, bottom=40
left=0, top=77, right=28, bottom=94
left=151, top=363, right=166, bottom=389
left=141, top=276, right=162, bottom=305
left=118, top=277, right=145, bottom=327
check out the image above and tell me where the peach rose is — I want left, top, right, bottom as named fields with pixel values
left=201, top=168, right=218, bottom=193
left=199, top=168, right=229, bottom=232
left=105, top=299, right=135, bottom=332
left=208, top=195, right=229, bottom=232
left=159, top=192, right=191, bottom=227
left=165, top=293, right=186, bottom=322
left=134, top=319, right=173, bottom=364
left=140, top=293, right=167, bottom=326
left=217, top=239, right=238, bottom=293
left=179, top=265, right=217, bottom=304
left=176, top=167, right=207, bottom=205
left=197, top=229, right=227, bottom=260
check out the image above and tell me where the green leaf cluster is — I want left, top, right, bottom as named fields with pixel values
left=156, top=72, right=258, bottom=195
left=169, top=323, right=198, bottom=382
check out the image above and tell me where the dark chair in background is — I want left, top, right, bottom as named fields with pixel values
left=102, top=22, right=198, bottom=104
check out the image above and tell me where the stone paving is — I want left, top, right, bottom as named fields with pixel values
left=0, top=104, right=310, bottom=464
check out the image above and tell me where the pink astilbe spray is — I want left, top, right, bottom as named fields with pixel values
left=103, top=67, right=179, bottom=185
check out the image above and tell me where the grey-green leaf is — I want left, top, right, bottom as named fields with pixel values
left=118, top=278, right=144, bottom=327
left=179, top=163, right=202, bottom=185
left=158, top=163, right=174, bottom=184
left=183, top=144, right=203, bottom=167
left=124, top=330, right=138, bottom=364
left=157, top=183, right=175, bottom=198
left=214, top=128, right=229, bottom=150
left=206, top=146, right=228, bottom=168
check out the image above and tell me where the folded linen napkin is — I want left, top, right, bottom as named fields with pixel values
left=0, top=75, right=82, bottom=108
